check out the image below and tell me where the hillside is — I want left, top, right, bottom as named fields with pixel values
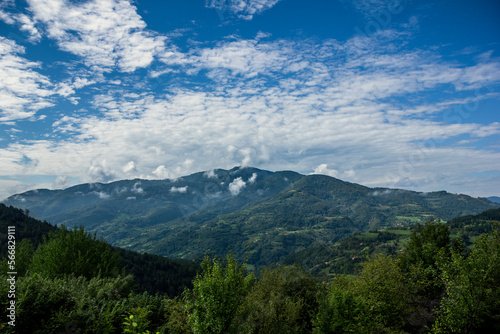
left=3, top=167, right=498, bottom=268
left=0, top=204, right=198, bottom=296
left=488, top=196, right=500, bottom=204
left=286, top=208, right=500, bottom=280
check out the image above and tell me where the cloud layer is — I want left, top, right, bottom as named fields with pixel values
left=0, top=0, right=499, bottom=200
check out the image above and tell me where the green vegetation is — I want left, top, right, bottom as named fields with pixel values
left=30, top=226, right=123, bottom=279
left=0, top=204, right=199, bottom=297
left=4, top=168, right=498, bottom=271
left=0, top=195, right=499, bottom=332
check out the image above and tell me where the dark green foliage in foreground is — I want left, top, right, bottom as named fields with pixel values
left=432, top=230, right=500, bottom=333
left=0, top=206, right=499, bottom=333
left=184, top=254, right=254, bottom=334
left=235, top=264, right=320, bottom=333
left=118, top=248, right=199, bottom=298
left=1, top=221, right=499, bottom=333
left=30, top=226, right=123, bottom=279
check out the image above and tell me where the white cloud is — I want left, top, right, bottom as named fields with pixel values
left=228, top=177, right=246, bottom=195
left=27, top=0, right=166, bottom=72
left=88, top=159, right=115, bottom=182
left=0, top=37, right=56, bottom=122
left=0, top=3, right=42, bottom=42
left=170, top=186, right=188, bottom=193
left=248, top=172, right=258, bottom=184
left=122, top=161, right=136, bottom=173
left=191, top=38, right=289, bottom=77
left=204, top=169, right=217, bottom=178
left=152, top=165, right=170, bottom=179
left=52, top=175, right=70, bottom=189
left=205, top=0, right=281, bottom=20
left=371, top=189, right=392, bottom=196
left=131, top=182, right=143, bottom=194
left=92, top=191, right=110, bottom=199
left=312, top=164, right=340, bottom=178
left=2, top=25, right=500, bottom=198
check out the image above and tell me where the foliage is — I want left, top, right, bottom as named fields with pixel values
left=184, top=254, right=254, bottom=334
left=118, top=247, right=199, bottom=297
left=0, top=273, right=135, bottom=333
left=314, top=276, right=371, bottom=334
left=30, top=225, right=123, bottom=279
left=432, top=229, right=500, bottom=334
left=0, top=203, right=57, bottom=257
left=123, top=313, right=159, bottom=334
left=160, top=297, right=193, bottom=334
left=355, top=254, right=410, bottom=332
left=235, top=264, right=320, bottom=333
left=398, top=219, right=451, bottom=298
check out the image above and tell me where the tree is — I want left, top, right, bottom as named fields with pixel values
left=432, top=230, right=500, bottom=333
left=353, top=254, right=410, bottom=332
left=235, top=264, right=320, bottom=333
left=401, top=219, right=450, bottom=269
left=184, top=254, right=254, bottom=334
left=29, top=226, right=122, bottom=279
left=398, top=218, right=452, bottom=299
left=314, top=275, right=369, bottom=334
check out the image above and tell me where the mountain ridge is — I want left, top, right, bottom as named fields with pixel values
left=3, top=167, right=498, bottom=267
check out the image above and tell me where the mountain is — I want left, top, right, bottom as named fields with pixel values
left=488, top=196, right=500, bottom=204
left=3, top=167, right=498, bottom=268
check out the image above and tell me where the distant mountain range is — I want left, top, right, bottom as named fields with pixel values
left=4, top=167, right=498, bottom=267
left=488, top=196, right=500, bottom=204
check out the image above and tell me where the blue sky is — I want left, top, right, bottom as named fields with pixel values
left=0, top=0, right=499, bottom=200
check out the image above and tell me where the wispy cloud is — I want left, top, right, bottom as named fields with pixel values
left=170, top=186, right=188, bottom=193
left=0, top=37, right=56, bottom=122
left=228, top=177, right=246, bottom=195
left=205, top=0, right=281, bottom=20
left=26, top=0, right=166, bottom=72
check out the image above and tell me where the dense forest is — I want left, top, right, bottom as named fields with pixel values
left=0, top=204, right=199, bottom=297
left=1, top=204, right=499, bottom=333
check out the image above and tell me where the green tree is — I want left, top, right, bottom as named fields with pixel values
left=314, top=276, right=370, bottom=334
left=432, top=230, right=500, bottom=333
left=398, top=219, right=450, bottom=295
left=235, top=264, right=320, bottom=334
left=29, top=226, right=122, bottom=279
left=354, top=254, right=410, bottom=332
left=184, top=254, right=254, bottom=334
left=0, top=238, right=34, bottom=276
left=0, top=273, right=136, bottom=334
left=398, top=219, right=453, bottom=332
left=400, top=218, right=450, bottom=269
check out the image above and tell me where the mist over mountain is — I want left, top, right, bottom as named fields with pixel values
left=4, top=167, right=498, bottom=267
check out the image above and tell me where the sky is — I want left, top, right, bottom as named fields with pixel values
left=0, top=0, right=499, bottom=200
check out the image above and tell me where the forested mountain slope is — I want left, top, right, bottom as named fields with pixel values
left=0, top=204, right=198, bottom=296
left=4, top=167, right=498, bottom=267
